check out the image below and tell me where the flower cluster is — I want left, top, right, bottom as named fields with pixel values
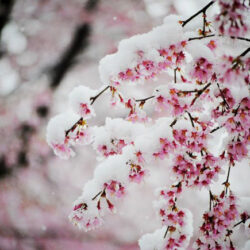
left=215, top=0, right=249, bottom=36
left=190, top=57, right=214, bottom=83
left=217, top=55, right=250, bottom=86
left=195, top=191, right=239, bottom=249
left=154, top=184, right=193, bottom=249
left=47, top=86, right=96, bottom=159
left=172, top=153, right=222, bottom=187
left=47, top=3, right=250, bottom=249
left=153, top=137, right=176, bottom=160
left=112, top=40, right=187, bottom=86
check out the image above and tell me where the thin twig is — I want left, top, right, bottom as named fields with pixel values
left=237, top=47, right=250, bottom=58
left=135, top=95, right=155, bottom=102
left=233, top=217, right=250, bottom=228
left=91, top=190, right=103, bottom=201
left=65, top=86, right=110, bottom=136
left=188, top=34, right=215, bottom=41
left=164, top=226, right=169, bottom=238
left=170, top=118, right=177, bottom=128
left=191, top=82, right=211, bottom=106
left=186, top=111, right=195, bottom=128
left=182, top=1, right=215, bottom=27
left=65, top=118, right=83, bottom=137
left=90, top=86, right=110, bottom=104
left=209, top=190, right=213, bottom=211
left=223, top=165, right=231, bottom=195
left=188, top=34, right=250, bottom=42
left=174, top=67, right=178, bottom=83
left=210, top=126, right=223, bottom=133
left=217, top=83, right=230, bottom=109
left=230, top=36, right=250, bottom=42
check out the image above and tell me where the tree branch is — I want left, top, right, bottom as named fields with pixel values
left=50, top=23, right=91, bottom=89
left=181, top=1, right=215, bottom=27
left=186, top=111, right=195, bottom=128
left=90, top=86, right=110, bottom=104
left=135, top=95, right=155, bottom=103
left=191, top=82, right=211, bottom=106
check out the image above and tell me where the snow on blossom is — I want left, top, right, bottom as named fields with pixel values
left=215, top=0, right=249, bottom=36
left=46, top=112, right=80, bottom=159
left=92, top=118, right=146, bottom=158
left=139, top=209, right=193, bottom=250
left=69, top=197, right=103, bottom=231
left=69, top=85, right=96, bottom=119
left=194, top=191, right=239, bottom=249
left=99, top=15, right=186, bottom=85
left=47, top=112, right=93, bottom=159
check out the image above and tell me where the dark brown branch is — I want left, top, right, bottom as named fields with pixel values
left=65, top=86, right=110, bottom=137
left=186, top=111, right=195, bottom=128
left=188, top=34, right=250, bottom=42
left=174, top=67, right=178, bottom=83
left=202, top=12, right=207, bottom=36
left=135, top=95, right=155, bottom=103
left=50, top=23, right=91, bottom=89
left=233, top=215, right=250, bottom=228
left=230, top=36, right=250, bottom=42
left=181, top=1, right=215, bottom=27
left=91, top=190, right=103, bottom=201
left=237, top=47, right=250, bottom=58
left=90, top=86, right=110, bottom=104
left=223, top=165, right=231, bottom=195
left=217, top=83, right=230, bottom=109
left=210, top=126, right=223, bottom=133
left=209, top=190, right=213, bottom=211
left=170, top=118, right=177, bottom=128
left=191, top=82, right=211, bottom=106
left=188, top=34, right=215, bottom=41
left=164, top=226, right=169, bottom=238
left=65, top=118, right=83, bottom=137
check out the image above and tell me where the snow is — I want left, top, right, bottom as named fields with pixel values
left=46, top=112, right=80, bottom=146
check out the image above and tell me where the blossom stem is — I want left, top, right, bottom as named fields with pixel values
left=217, top=83, right=230, bottom=109
left=92, top=189, right=106, bottom=201
left=181, top=1, right=215, bottom=27
left=223, top=165, right=231, bottom=195
left=191, top=82, right=211, bottom=106
left=230, top=36, right=250, bottom=42
left=188, top=34, right=215, bottom=41
left=164, top=226, right=169, bottom=238
left=188, top=34, right=250, bottom=42
left=210, top=126, right=223, bottom=133
left=90, top=86, right=110, bottom=105
left=209, top=190, right=213, bottom=211
left=174, top=67, right=178, bottom=83
left=170, top=118, right=178, bottom=128
left=233, top=216, right=250, bottom=228
left=135, top=95, right=155, bottom=102
left=237, top=47, right=250, bottom=58
left=65, top=117, right=83, bottom=137
left=185, top=111, right=195, bottom=128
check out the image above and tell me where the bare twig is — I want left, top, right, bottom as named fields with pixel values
left=186, top=111, right=195, bottom=128
left=181, top=1, right=215, bottom=27
left=210, top=126, right=223, bottom=133
left=135, top=95, right=155, bottom=103
left=90, top=86, right=110, bottom=104
left=191, top=82, right=211, bottom=106
left=217, top=83, right=230, bottom=109
left=223, top=165, right=231, bottom=195
left=164, top=226, right=169, bottom=238
left=188, top=34, right=215, bottom=41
